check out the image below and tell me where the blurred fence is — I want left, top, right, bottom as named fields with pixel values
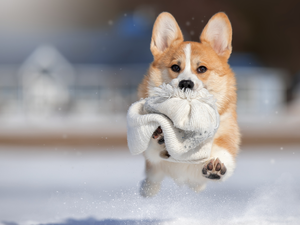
left=0, top=64, right=288, bottom=119
left=0, top=45, right=296, bottom=146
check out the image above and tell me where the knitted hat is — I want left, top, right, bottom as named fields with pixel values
left=127, top=79, right=219, bottom=163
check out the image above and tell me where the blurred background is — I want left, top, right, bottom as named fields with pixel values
left=0, top=0, right=300, bottom=224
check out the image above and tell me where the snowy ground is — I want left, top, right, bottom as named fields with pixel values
left=0, top=145, right=300, bottom=225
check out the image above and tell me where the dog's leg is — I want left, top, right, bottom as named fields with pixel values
left=140, top=160, right=165, bottom=197
left=202, top=145, right=236, bottom=181
left=140, top=127, right=166, bottom=197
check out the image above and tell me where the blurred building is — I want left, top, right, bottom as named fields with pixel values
left=20, top=45, right=74, bottom=117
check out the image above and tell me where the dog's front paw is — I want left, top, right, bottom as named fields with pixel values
left=152, top=126, right=164, bottom=145
left=202, top=158, right=227, bottom=180
left=140, top=178, right=161, bottom=198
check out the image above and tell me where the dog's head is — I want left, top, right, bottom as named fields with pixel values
left=142, top=12, right=236, bottom=115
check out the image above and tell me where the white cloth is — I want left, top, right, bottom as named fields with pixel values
left=127, top=80, right=219, bottom=164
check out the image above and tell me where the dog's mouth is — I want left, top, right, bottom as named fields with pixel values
left=160, top=150, right=170, bottom=159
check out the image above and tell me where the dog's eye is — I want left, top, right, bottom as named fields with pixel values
left=171, top=64, right=181, bottom=72
left=197, top=66, right=207, bottom=73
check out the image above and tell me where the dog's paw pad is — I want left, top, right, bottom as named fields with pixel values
left=152, top=126, right=165, bottom=145
left=202, top=158, right=226, bottom=180
left=157, top=137, right=165, bottom=145
left=152, top=126, right=163, bottom=139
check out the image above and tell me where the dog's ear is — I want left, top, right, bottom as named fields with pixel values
left=150, top=12, right=184, bottom=58
left=200, top=12, right=232, bottom=60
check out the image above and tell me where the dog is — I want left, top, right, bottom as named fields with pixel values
left=137, top=12, right=240, bottom=197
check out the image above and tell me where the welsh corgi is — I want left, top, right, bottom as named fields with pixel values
left=138, top=12, right=240, bottom=197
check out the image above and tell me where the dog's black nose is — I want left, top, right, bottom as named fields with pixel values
left=178, top=80, right=194, bottom=90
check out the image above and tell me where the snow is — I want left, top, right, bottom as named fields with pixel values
left=0, top=145, right=300, bottom=225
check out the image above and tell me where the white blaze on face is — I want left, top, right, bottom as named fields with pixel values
left=183, top=43, right=192, bottom=75
left=170, top=43, right=202, bottom=90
